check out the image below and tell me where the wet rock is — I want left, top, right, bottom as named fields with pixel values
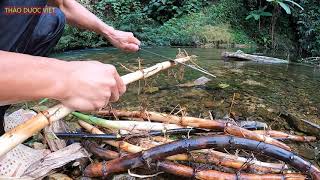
left=213, top=99, right=225, bottom=107
left=204, top=101, right=214, bottom=108
left=242, top=79, right=265, bottom=87
left=280, top=113, right=320, bottom=138
left=257, top=104, right=266, bottom=108
left=181, top=89, right=208, bottom=98
left=267, top=108, right=275, bottom=113
left=144, top=86, right=159, bottom=94
left=239, top=121, right=268, bottom=130
left=296, top=145, right=317, bottom=160
left=177, top=76, right=211, bottom=87
left=230, top=69, right=243, bottom=74
left=218, top=83, right=230, bottom=89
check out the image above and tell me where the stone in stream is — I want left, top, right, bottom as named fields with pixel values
left=280, top=112, right=320, bottom=138
left=177, top=76, right=211, bottom=87
left=241, top=79, right=266, bottom=87
left=295, top=144, right=318, bottom=160
left=239, top=120, right=268, bottom=130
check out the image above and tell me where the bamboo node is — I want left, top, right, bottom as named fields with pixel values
left=40, top=111, right=53, bottom=125
left=101, top=160, right=108, bottom=176
left=228, top=136, right=236, bottom=147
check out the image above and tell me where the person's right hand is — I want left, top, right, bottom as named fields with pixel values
left=58, top=61, right=126, bottom=111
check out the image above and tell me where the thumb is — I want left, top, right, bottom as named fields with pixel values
left=123, top=43, right=140, bottom=52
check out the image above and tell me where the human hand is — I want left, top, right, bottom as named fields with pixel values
left=105, top=29, right=141, bottom=52
left=59, top=61, right=126, bottom=111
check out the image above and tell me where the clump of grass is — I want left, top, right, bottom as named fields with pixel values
left=198, top=24, right=233, bottom=44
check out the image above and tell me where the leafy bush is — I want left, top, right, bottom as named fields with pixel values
left=198, top=24, right=232, bottom=44
left=143, top=0, right=208, bottom=23
left=295, top=0, right=320, bottom=56
left=54, top=0, right=284, bottom=51
left=205, top=0, right=247, bottom=25
left=55, top=25, right=107, bottom=51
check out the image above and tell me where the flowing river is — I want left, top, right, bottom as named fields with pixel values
left=53, top=47, right=320, bottom=163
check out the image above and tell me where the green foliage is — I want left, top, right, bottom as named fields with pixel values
left=57, top=0, right=249, bottom=49
left=198, top=25, right=233, bottom=44
left=145, top=11, right=255, bottom=47
left=143, top=0, right=208, bottom=23
left=295, top=0, right=320, bottom=56
left=55, top=25, right=107, bottom=51
left=205, top=0, right=247, bottom=25
left=231, top=28, right=256, bottom=45
left=95, top=0, right=142, bottom=20
left=266, top=0, right=303, bottom=14
left=55, top=0, right=308, bottom=53
left=246, top=7, right=272, bottom=21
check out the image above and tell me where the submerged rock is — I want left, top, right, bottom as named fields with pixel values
left=177, top=76, right=211, bottom=87
left=181, top=89, right=209, bottom=98
left=242, top=79, right=265, bottom=87
left=218, top=83, right=230, bottom=89
left=144, top=86, right=160, bottom=94
left=280, top=112, right=320, bottom=138
left=296, top=145, right=318, bottom=160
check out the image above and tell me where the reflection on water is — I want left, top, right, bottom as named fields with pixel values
left=52, top=47, right=320, bottom=129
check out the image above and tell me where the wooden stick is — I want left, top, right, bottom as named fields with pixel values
left=0, top=56, right=191, bottom=157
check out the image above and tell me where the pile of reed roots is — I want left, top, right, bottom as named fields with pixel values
left=57, top=109, right=320, bottom=180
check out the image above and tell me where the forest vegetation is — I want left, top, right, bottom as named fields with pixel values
left=55, top=0, right=320, bottom=58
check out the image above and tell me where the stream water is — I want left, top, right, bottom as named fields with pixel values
left=53, top=47, right=320, bottom=165
left=53, top=47, right=320, bottom=121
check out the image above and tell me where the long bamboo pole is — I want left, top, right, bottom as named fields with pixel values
left=0, top=56, right=191, bottom=157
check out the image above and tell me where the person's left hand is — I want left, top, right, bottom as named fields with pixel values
left=106, top=29, right=141, bottom=52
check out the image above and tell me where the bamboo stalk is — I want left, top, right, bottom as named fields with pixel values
left=72, top=112, right=183, bottom=131
left=254, top=130, right=317, bottom=142
left=0, top=56, right=191, bottom=157
left=83, top=136, right=320, bottom=179
left=79, top=121, right=288, bottom=174
left=97, top=110, right=291, bottom=150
